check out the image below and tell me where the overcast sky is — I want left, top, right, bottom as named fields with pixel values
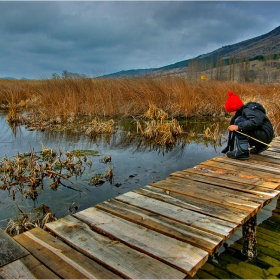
left=1, top=1, right=280, bottom=79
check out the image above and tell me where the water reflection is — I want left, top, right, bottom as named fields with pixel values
left=0, top=112, right=228, bottom=229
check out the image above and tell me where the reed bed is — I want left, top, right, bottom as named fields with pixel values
left=85, top=118, right=116, bottom=137
left=134, top=104, right=184, bottom=145
left=1, top=77, right=280, bottom=135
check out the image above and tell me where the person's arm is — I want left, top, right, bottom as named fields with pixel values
left=237, top=109, right=264, bottom=132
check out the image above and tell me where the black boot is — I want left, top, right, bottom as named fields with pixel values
left=226, top=138, right=250, bottom=160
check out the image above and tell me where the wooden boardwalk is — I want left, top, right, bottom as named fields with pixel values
left=1, top=137, right=280, bottom=279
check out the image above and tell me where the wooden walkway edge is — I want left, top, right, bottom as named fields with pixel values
left=1, top=137, right=280, bottom=279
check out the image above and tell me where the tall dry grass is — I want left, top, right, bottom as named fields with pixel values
left=0, top=77, right=280, bottom=134
left=134, top=104, right=183, bottom=145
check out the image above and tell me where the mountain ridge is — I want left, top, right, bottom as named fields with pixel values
left=103, top=25, right=280, bottom=78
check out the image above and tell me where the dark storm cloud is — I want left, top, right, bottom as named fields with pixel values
left=0, top=1, right=279, bottom=79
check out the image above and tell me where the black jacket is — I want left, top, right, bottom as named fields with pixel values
left=232, top=102, right=274, bottom=145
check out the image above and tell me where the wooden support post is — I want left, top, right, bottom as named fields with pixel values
left=272, top=196, right=280, bottom=217
left=242, top=214, right=257, bottom=261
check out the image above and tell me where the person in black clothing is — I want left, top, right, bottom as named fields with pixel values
left=222, top=91, right=274, bottom=160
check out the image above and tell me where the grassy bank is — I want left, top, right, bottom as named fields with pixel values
left=0, top=77, right=279, bottom=135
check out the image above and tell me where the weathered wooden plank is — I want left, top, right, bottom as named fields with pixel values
left=115, top=191, right=237, bottom=238
left=250, top=153, right=280, bottom=164
left=14, top=227, right=121, bottom=279
left=14, top=254, right=59, bottom=279
left=184, top=166, right=280, bottom=192
left=0, top=259, right=36, bottom=279
left=172, top=170, right=280, bottom=204
left=96, top=198, right=224, bottom=255
left=171, top=170, right=278, bottom=202
left=45, top=215, right=186, bottom=279
left=197, top=160, right=280, bottom=182
left=248, top=152, right=280, bottom=165
left=213, top=156, right=280, bottom=175
left=271, top=137, right=280, bottom=143
left=268, top=147, right=280, bottom=153
left=269, top=147, right=280, bottom=153
left=152, top=177, right=262, bottom=213
left=259, top=150, right=280, bottom=159
left=270, top=144, right=280, bottom=148
left=267, top=142, right=280, bottom=150
left=74, top=207, right=209, bottom=276
left=216, top=155, right=280, bottom=172
left=135, top=186, right=252, bottom=225
left=166, top=175, right=269, bottom=206
left=0, top=229, right=29, bottom=267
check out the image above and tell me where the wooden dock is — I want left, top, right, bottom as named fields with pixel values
left=1, top=137, right=280, bottom=279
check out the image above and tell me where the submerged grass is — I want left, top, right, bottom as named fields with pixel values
left=0, top=77, right=280, bottom=135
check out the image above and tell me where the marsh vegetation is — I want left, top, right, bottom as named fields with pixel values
left=0, top=76, right=279, bottom=235
left=0, top=77, right=279, bottom=134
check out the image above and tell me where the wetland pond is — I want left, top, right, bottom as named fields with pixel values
left=1, top=111, right=279, bottom=278
left=0, top=112, right=229, bottom=229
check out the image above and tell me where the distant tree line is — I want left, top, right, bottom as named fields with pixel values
left=186, top=52, right=280, bottom=84
left=51, top=70, right=88, bottom=79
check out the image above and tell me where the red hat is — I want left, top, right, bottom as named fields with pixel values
left=225, top=91, right=244, bottom=112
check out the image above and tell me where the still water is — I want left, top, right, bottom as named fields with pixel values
left=0, top=112, right=228, bottom=229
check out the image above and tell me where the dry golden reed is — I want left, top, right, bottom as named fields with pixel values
left=0, top=77, right=280, bottom=134
left=135, top=104, right=183, bottom=145
left=85, top=118, right=115, bottom=137
left=6, top=102, right=18, bottom=122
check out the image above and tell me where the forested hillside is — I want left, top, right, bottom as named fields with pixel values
left=106, top=26, right=280, bottom=84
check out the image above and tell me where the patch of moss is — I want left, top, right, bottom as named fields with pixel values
left=268, top=266, right=280, bottom=276
left=71, top=150, right=99, bottom=157
left=227, top=262, right=266, bottom=279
